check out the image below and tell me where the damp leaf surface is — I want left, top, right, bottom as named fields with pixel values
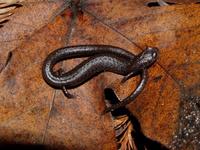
left=0, top=0, right=199, bottom=149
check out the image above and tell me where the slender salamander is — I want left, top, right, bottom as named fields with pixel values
left=42, top=45, right=158, bottom=113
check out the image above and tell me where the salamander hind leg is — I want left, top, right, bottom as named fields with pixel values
left=62, top=86, right=75, bottom=99
left=55, top=68, right=75, bottom=99
left=101, top=102, right=124, bottom=115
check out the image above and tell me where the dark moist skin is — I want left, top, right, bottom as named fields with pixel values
left=42, top=45, right=158, bottom=113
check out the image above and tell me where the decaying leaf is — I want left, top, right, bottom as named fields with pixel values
left=161, top=0, right=199, bottom=4
left=0, top=0, right=23, bottom=27
left=0, top=0, right=199, bottom=150
left=114, top=114, right=136, bottom=150
left=146, top=0, right=199, bottom=7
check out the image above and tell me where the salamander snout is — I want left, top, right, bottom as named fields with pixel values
left=138, top=47, right=159, bottom=69
left=146, top=47, right=158, bottom=60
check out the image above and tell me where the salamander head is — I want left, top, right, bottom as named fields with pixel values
left=137, top=47, right=159, bottom=69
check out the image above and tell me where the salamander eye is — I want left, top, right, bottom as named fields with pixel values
left=152, top=52, right=157, bottom=58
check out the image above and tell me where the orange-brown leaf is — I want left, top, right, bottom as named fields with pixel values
left=0, top=0, right=199, bottom=150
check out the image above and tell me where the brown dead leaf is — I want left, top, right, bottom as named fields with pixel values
left=161, top=0, right=199, bottom=4
left=0, top=0, right=23, bottom=27
left=0, top=0, right=199, bottom=150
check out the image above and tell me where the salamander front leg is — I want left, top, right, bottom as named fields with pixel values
left=56, top=68, right=75, bottom=99
left=121, top=70, right=139, bottom=83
